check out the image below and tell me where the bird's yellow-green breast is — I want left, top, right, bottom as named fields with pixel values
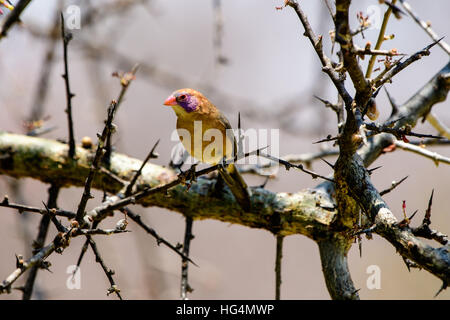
left=164, top=88, right=235, bottom=164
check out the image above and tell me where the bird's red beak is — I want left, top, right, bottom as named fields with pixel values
left=163, top=95, right=177, bottom=106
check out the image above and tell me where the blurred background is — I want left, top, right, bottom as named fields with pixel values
left=0, top=0, right=449, bottom=299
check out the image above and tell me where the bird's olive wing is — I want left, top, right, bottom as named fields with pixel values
left=217, top=112, right=239, bottom=159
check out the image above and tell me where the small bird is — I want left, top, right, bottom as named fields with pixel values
left=163, top=88, right=251, bottom=211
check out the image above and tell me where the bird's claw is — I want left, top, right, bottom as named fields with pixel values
left=178, top=164, right=198, bottom=190
left=219, top=156, right=228, bottom=169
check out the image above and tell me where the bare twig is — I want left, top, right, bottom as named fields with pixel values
left=1, top=140, right=318, bottom=230
left=285, top=0, right=353, bottom=107
left=384, top=87, right=399, bottom=117
left=394, top=140, right=450, bottom=165
left=104, top=65, right=139, bottom=166
left=213, top=0, right=228, bottom=65
left=372, top=58, right=402, bottom=87
left=374, top=38, right=444, bottom=88
left=73, top=238, right=90, bottom=278
left=426, top=113, right=450, bottom=139
left=334, top=0, right=371, bottom=107
left=122, top=207, right=197, bottom=266
left=259, top=152, right=335, bottom=182
left=60, top=13, right=76, bottom=159
left=366, top=0, right=398, bottom=78
left=42, top=202, right=67, bottom=233
left=356, top=47, right=404, bottom=57
left=379, top=176, right=408, bottom=196
left=313, top=135, right=339, bottom=144
left=124, top=139, right=160, bottom=196
left=86, top=237, right=123, bottom=299
left=0, top=0, right=32, bottom=39
left=180, top=216, right=194, bottom=300
left=275, top=235, right=284, bottom=300
left=22, top=184, right=60, bottom=300
left=0, top=196, right=76, bottom=219
left=72, top=219, right=101, bottom=280
left=411, top=190, right=448, bottom=245
left=0, top=210, right=125, bottom=295
left=399, top=0, right=450, bottom=55
left=28, top=9, right=60, bottom=123
left=323, top=0, right=334, bottom=21
left=75, top=101, right=118, bottom=223
left=365, top=122, right=443, bottom=140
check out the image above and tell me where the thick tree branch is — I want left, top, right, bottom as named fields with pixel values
left=318, top=235, right=359, bottom=300
left=335, top=0, right=371, bottom=106
left=0, top=132, right=336, bottom=238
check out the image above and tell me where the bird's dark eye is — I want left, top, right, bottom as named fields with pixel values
left=177, top=94, right=187, bottom=102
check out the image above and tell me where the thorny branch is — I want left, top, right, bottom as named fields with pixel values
left=374, top=38, right=444, bottom=89
left=283, top=0, right=450, bottom=299
left=180, top=216, right=194, bottom=300
left=125, top=139, right=160, bottom=196
left=399, top=0, right=450, bottom=55
left=0, top=219, right=127, bottom=294
left=22, top=184, right=60, bottom=300
left=75, top=101, right=118, bottom=223
left=366, top=0, right=398, bottom=78
left=394, top=140, right=450, bottom=166
left=104, top=65, right=139, bottom=166
left=0, top=0, right=32, bottom=39
left=0, top=0, right=449, bottom=300
left=122, top=207, right=197, bottom=265
left=60, top=13, right=76, bottom=160
left=427, top=113, right=450, bottom=140
left=87, top=237, right=123, bottom=299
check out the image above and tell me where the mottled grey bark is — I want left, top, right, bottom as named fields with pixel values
left=318, top=236, right=359, bottom=300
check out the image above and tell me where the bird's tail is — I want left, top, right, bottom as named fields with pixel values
left=218, top=163, right=252, bottom=211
